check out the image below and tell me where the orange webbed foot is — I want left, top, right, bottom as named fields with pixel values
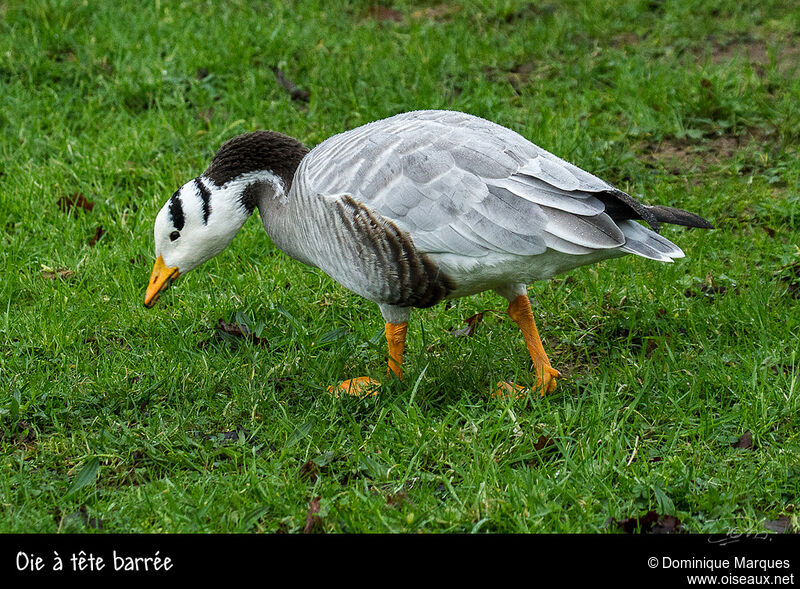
left=493, top=365, right=560, bottom=399
left=327, top=377, right=382, bottom=398
left=536, top=364, right=560, bottom=395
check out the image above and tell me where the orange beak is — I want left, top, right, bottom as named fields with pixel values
left=144, top=255, right=179, bottom=308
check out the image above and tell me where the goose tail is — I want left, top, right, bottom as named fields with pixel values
left=648, top=205, right=714, bottom=229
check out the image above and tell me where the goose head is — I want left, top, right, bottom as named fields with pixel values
left=144, top=131, right=309, bottom=307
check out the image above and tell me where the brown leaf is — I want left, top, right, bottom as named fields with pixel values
left=366, top=5, right=403, bottom=21
left=732, top=431, right=754, bottom=450
left=533, top=435, right=555, bottom=451
left=88, top=226, right=105, bottom=246
left=610, top=510, right=682, bottom=534
left=41, top=267, right=75, bottom=280
left=522, top=435, right=558, bottom=466
left=450, top=312, right=484, bottom=337
left=304, top=496, right=323, bottom=534
left=764, top=515, right=794, bottom=533
left=299, top=460, right=320, bottom=482
left=498, top=3, right=556, bottom=23
left=217, top=319, right=249, bottom=337
left=270, top=66, right=310, bottom=103
left=208, top=319, right=270, bottom=347
left=58, top=192, right=94, bottom=213
left=409, top=5, right=461, bottom=20
left=684, top=273, right=733, bottom=299
left=651, top=515, right=682, bottom=534
left=11, top=420, right=36, bottom=445
left=684, top=283, right=729, bottom=298
left=386, top=490, right=409, bottom=508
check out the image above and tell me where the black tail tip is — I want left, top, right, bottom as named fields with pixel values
left=650, top=205, right=714, bottom=229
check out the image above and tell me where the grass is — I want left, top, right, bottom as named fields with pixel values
left=1, top=0, right=798, bottom=534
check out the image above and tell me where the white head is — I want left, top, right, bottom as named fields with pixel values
left=144, top=131, right=309, bottom=307
left=144, top=172, right=284, bottom=307
left=155, top=176, right=254, bottom=273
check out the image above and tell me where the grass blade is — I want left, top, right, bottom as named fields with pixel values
left=65, top=457, right=100, bottom=499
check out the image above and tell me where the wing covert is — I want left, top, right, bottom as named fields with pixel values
left=301, top=110, right=631, bottom=259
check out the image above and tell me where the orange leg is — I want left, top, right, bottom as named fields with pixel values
left=385, top=321, right=408, bottom=379
left=505, top=294, right=559, bottom=396
left=327, top=322, right=408, bottom=397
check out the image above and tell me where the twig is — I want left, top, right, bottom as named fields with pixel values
left=626, top=435, right=639, bottom=466
left=271, top=66, right=310, bottom=103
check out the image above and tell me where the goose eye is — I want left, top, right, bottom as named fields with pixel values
left=169, top=231, right=180, bottom=242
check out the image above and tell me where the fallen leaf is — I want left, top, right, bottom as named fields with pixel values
left=684, top=273, right=733, bottom=299
left=202, top=426, right=255, bottom=446
left=386, top=490, right=409, bottom=508
left=732, top=431, right=754, bottom=450
left=8, top=420, right=35, bottom=445
left=450, top=312, right=484, bottom=337
left=58, top=192, right=94, bottom=213
left=764, top=515, right=794, bottom=533
left=533, top=435, right=555, bottom=451
left=409, top=4, right=461, bottom=20
left=299, top=460, right=320, bottom=482
left=271, top=66, right=310, bottom=103
left=88, top=226, right=105, bottom=246
left=610, top=510, right=682, bottom=534
left=651, top=515, right=682, bottom=534
left=498, top=3, right=556, bottom=23
left=41, top=267, right=75, bottom=280
left=521, top=434, right=558, bottom=466
left=199, top=319, right=270, bottom=348
left=217, top=319, right=250, bottom=338
left=304, top=496, right=323, bottom=534
left=366, top=5, right=403, bottom=21
left=684, top=283, right=729, bottom=298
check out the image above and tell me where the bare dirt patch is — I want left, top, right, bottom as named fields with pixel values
left=610, top=32, right=642, bottom=48
left=697, top=33, right=800, bottom=74
left=363, top=4, right=461, bottom=23
left=640, top=135, right=739, bottom=173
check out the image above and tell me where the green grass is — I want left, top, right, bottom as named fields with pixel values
left=1, top=0, right=799, bottom=533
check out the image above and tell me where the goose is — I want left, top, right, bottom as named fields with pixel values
left=144, top=110, right=712, bottom=397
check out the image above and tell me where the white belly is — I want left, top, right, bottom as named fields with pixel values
left=431, top=248, right=626, bottom=298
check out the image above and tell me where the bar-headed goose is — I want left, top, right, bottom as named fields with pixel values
left=144, top=110, right=712, bottom=397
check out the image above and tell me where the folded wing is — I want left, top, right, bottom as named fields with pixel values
left=304, top=110, right=679, bottom=262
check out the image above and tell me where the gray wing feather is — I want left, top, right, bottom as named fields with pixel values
left=618, top=219, right=684, bottom=261
left=303, top=110, right=633, bottom=258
